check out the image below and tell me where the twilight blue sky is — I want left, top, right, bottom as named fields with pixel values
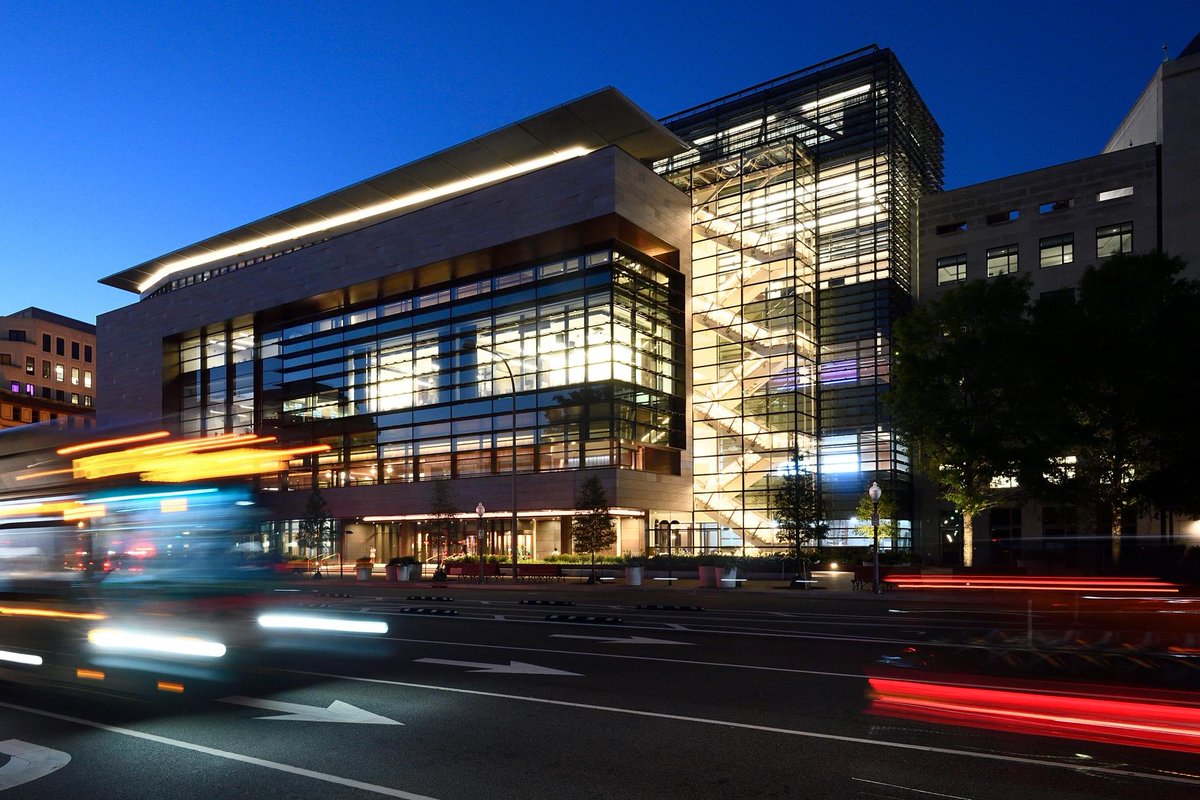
left=1, top=0, right=1196, bottom=324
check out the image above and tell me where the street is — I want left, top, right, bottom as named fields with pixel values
left=1, top=584, right=1198, bottom=799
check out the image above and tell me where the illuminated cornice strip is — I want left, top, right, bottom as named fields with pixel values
left=137, top=146, right=594, bottom=293
left=363, top=507, right=644, bottom=522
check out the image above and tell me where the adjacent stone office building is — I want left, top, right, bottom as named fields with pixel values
left=98, top=90, right=696, bottom=562
left=915, top=35, right=1200, bottom=565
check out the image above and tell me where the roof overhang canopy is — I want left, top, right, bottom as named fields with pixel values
left=101, top=87, right=687, bottom=295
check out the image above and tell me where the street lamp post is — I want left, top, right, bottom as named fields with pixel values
left=475, top=502, right=486, bottom=585
left=869, top=481, right=882, bottom=594
left=474, top=341, right=520, bottom=582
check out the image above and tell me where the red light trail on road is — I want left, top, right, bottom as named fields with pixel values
left=868, top=676, right=1200, bottom=753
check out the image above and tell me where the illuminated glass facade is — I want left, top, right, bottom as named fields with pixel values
left=656, top=46, right=943, bottom=551
left=174, top=244, right=685, bottom=491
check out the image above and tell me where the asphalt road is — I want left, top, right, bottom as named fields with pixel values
left=1, top=582, right=1198, bottom=799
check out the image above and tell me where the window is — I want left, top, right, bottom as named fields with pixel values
left=24, top=384, right=33, bottom=395
left=1097, top=186, right=1133, bottom=202
left=71, top=367, right=80, bottom=386
left=7, top=329, right=27, bottom=342
left=83, top=395, right=93, bottom=407
left=83, top=370, right=92, bottom=388
left=42, top=360, right=50, bottom=378
left=8, top=382, right=17, bottom=393
left=1096, top=222, right=1132, bottom=258
left=935, top=221, right=968, bottom=235
left=986, top=209, right=1019, bottom=225
left=84, top=345, right=93, bottom=363
left=936, top=254, right=967, bottom=285
left=71, top=393, right=80, bottom=405
left=54, top=363, right=64, bottom=382
left=1039, top=198, right=1073, bottom=214
left=42, top=334, right=51, bottom=352
left=71, top=341, right=80, bottom=360
left=1039, top=234, right=1073, bottom=268
left=986, top=244, right=1018, bottom=277
left=0, top=354, right=9, bottom=366
left=55, top=390, right=65, bottom=402
left=55, top=337, right=64, bottom=356
left=25, top=356, right=34, bottom=375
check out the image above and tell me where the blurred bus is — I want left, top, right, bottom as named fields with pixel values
left=0, top=422, right=320, bottom=697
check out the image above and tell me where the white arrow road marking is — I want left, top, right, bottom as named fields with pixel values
left=415, top=658, right=581, bottom=676
left=0, top=702, right=434, bottom=799
left=550, top=634, right=695, bottom=646
left=218, top=696, right=402, bottom=725
left=0, top=739, right=70, bottom=790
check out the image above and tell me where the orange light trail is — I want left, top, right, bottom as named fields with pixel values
left=868, top=676, right=1200, bottom=754
left=71, top=436, right=331, bottom=483
left=57, top=430, right=171, bottom=455
left=0, top=606, right=107, bottom=621
left=15, top=467, right=74, bottom=481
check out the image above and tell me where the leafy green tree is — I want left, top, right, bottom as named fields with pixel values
left=296, top=487, right=334, bottom=571
left=572, top=476, right=616, bottom=584
left=853, top=492, right=899, bottom=547
left=889, top=274, right=1035, bottom=566
left=1029, top=252, right=1200, bottom=563
left=772, top=452, right=828, bottom=573
left=429, top=479, right=458, bottom=569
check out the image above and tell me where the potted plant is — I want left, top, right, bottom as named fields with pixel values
left=355, top=556, right=373, bottom=582
left=718, top=554, right=740, bottom=589
left=625, top=555, right=646, bottom=587
left=398, top=555, right=420, bottom=581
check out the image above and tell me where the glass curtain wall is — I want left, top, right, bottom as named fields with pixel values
left=665, top=141, right=817, bottom=552
left=172, top=245, right=685, bottom=490
left=657, top=47, right=943, bottom=553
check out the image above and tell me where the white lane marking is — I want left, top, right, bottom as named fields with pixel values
left=550, top=635, right=695, bottom=645
left=0, top=701, right=435, bottom=799
left=415, top=658, right=581, bottom=676
left=286, top=670, right=1200, bottom=788
left=0, top=739, right=70, bottom=790
left=324, top=604, right=975, bottom=645
left=219, top=696, right=402, bottom=725
left=382, top=635, right=863, bottom=679
left=852, top=777, right=973, bottom=798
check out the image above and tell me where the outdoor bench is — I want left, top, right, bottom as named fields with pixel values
left=516, top=564, right=564, bottom=582
left=446, top=563, right=500, bottom=581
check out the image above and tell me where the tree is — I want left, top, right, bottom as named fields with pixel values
left=1029, top=252, right=1200, bottom=563
left=296, top=487, right=334, bottom=573
left=772, top=452, right=828, bottom=573
left=572, top=476, right=616, bottom=584
left=429, top=479, right=458, bottom=569
left=853, top=492, right=899, bottom=547
left=889, top=274, right=1036, bottom=566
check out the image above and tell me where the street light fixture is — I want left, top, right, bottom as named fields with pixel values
left=869, top=481, right=882, bottom=594
left=476, top=502, right=485, bottom=585
left=474, top=341, right=520, bottom=582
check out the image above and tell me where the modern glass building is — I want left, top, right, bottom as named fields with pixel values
left=655, top=46, right=942, bottom=553
left=98, top=89, right=695, bottom=564
left=97, top=48, right=944, bottom=563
